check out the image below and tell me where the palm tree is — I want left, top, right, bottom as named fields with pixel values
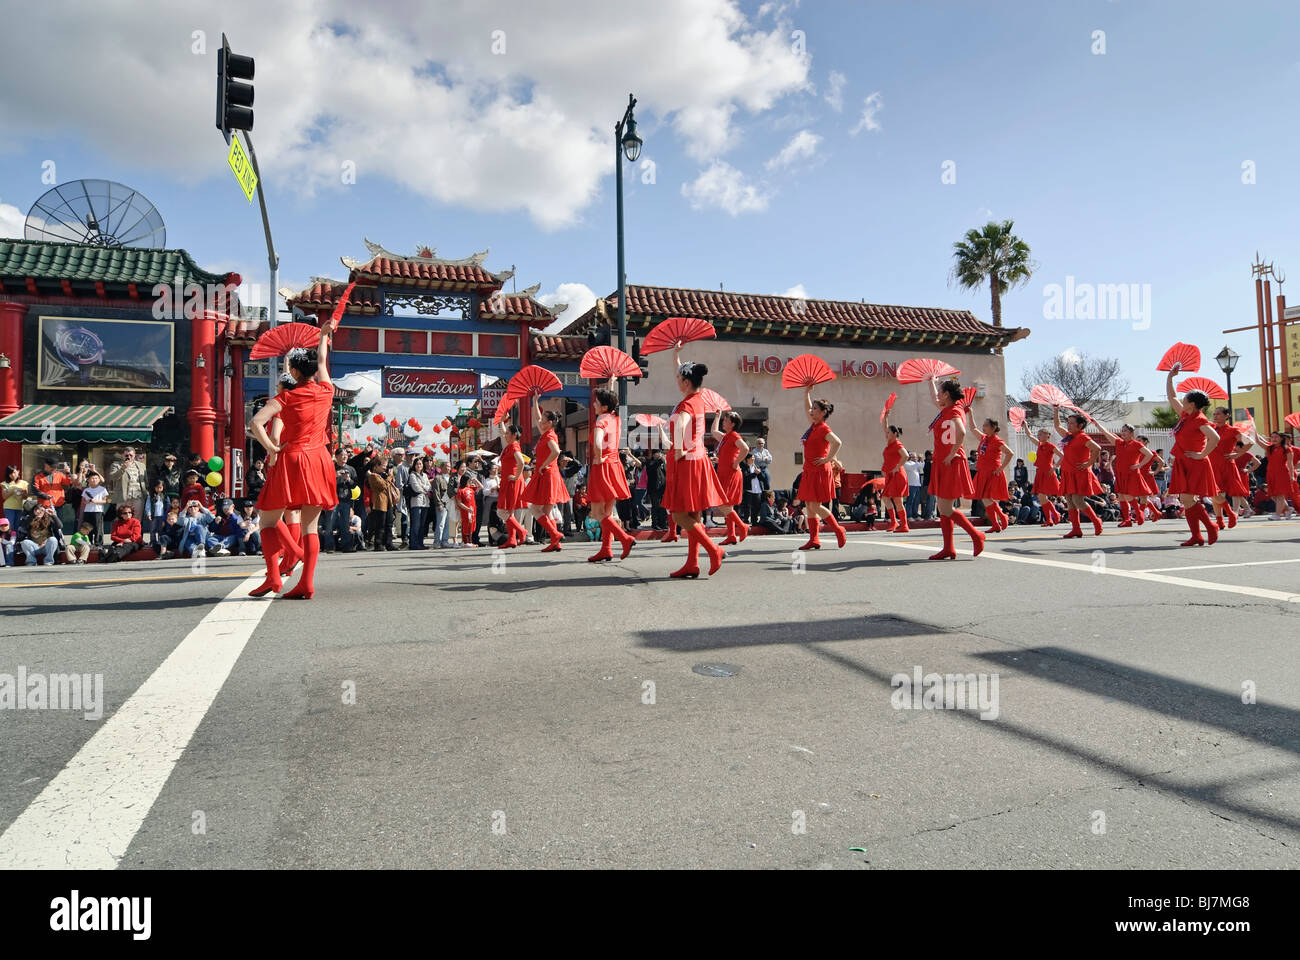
left=949, top=220, right=1036, bottom=328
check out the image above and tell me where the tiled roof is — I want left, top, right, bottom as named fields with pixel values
left=563, top=285, right=1026, bottom=346
left=479, top=293, right=562, bottom=328
left=0, top=239, right=234, bottom=288
left=530, top=335, right=587, bottom=360
left=288, top=280, right=384, bottom=316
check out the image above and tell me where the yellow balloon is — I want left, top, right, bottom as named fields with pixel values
left=205, top=471, right=222, bottom=487
left=1027, top=452, right=1037, bottom=464
left=351, top=486, right=361, bottom=500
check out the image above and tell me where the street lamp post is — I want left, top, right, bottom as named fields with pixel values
left=614, top=94, right=643, bottom=418
left=1216, top=345, right=1239, bottom=422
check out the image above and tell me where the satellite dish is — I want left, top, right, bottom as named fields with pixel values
left=25, top=179, right=166, bottom=248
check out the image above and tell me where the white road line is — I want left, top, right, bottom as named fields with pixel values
left=0, top=575, right=272, bottom=869
left=1135, top=558, right=1300, bottom=573
left=868, top=540, right=1300, bottom=604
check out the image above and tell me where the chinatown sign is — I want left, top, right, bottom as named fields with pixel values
left=381, top=367, right=480, bottom=398
left=740, top=355, right=898, bottom=379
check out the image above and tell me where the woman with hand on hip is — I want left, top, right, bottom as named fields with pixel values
left=795, top=386, right=847, bottom=550
left=926, top=379, right=985, bottom=559
left=662, top=360, right=728, bottom=578
left=1164, top=365, right=1221, bottom=545
left=1052, top=406, right=1105, bottom=539
left=584, top=387, right=636, bottom=562
left=711, top=409, right=750, bottom=545
left=521, top=395, right=569, bottom=552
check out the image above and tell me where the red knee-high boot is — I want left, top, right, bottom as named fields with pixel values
left=733, top=512, right=749, bottom=543
left=1118, top=501, right=1132, bottom=527
left=1082, top=504, right=1103, bottom=536
left=695, top=523, right=725, bottom=575
left=929, top=516, right=956, bottom=560
left=1195, top=503, right=1218, bottom=544
left=1224, top=501, right=1237, bottom=528
left=950, top=509, right=986, bottom=556
left=720, top=513, right=739, bottom=546
left=278, top=521, right=303, bottom=575
left=799, top=517, right=822, bottom=550
left=823, top=512, right=847, bottom=548
left=669, top=525, right=701, bottom=578
left=283, top=533, right=319, bottom=599
left=1147, top=501, right=1161, bottom=521
left=589, top=517, right=614, bottom=562
left=538, top=514, right=563, bottom=551
left=886, top=508, right=898, bottom=532
left=249, top=526, right=283, bottom=596
left=896, top=508, right=911, bottom=533
left=1181, top=505, right=1205, bottom=546
left=1064, top=509, right=1083, bottom=539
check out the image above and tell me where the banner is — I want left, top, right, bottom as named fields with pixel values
left=481, top=386, right=506, bottom=414
left=381, top=367, right=479, bottom=398
left=38, top=317, right=174, bottom=391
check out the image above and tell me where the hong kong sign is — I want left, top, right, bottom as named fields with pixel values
left=739, top=355, right=898, bottom=379
left=381, top=367, right=480, bottom=398
left=481, top=386, right=506, bottom=414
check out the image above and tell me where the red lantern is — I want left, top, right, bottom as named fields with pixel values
left=433, top=425, right=441, bottom=434
left=413, top=421, right=423, bottom=431
left=372, top=414, right=384, bottom=424
left=440, top=443, right=449, bottom=453
left=441, top=418, right=451, bottom=428
left=389, top=418, right=399, bottom=427
left=352, top=446, right=362, bottom=455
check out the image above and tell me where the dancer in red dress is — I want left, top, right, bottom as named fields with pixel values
left=585, top=388, right=637, bottom=562
left=796, top=387, right=848, bottom=550
left=879, top=421, right=910, bottom=533
left=711, top=410, right=750, bottom=545
left=1091, top=423, right=1154, bottom=527
left=495, top=422, right=530, bottom=548
left=926, top=379, right=985, bottom=559
left=1052, top=406, right=1104, bottom=538
left=1136, top=436, right=1165, bottom=522
left=247, top=323, right=340, bottom=599
left=1259, top=432, right=1297, bottom=517
left=1207, top=408, right=1241, bottom=530
left=1029, top=429, right=1064, bottom=526
left=1223, top=434, right=1259, bottom=519
left=263, top=373, right=306, bottom=577
left=662, top=361, right=728, bottom=578
left=1164, top=366, right=1220, bottom=546
left=967, top=413, right=1012, bottom=532
left=522, top=395, right=569, bottom=552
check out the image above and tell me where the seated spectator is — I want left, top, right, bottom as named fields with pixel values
left=237, top=502, right=261, bottom=555
left=206, top=499, right=243, bottom=556
left=1013, top=489, right=1041, bottom=525
left=177, top=499, right=215, bottom=557
left=757, top=490, right=791, bottom=534
left=156, top=510, right=184, bottom=559
left=0, top=516, right=15, bottom=567
left=100, top=504, right=143, bottom=563
left=66, top=521, right=94, bottom=564
left=19, top=504, right=64, bottom=566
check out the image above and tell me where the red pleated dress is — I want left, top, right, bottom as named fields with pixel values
left=522, top=429, right=570, bottom=505
left=256, top=381, right=338, bottom=511
left=662, top=392, right=726, bottom=513
left=928, top=404, right=975, bottom=500
left=1208, top=424, right=1238, bottom=497
left=497, top=441, right=527, bottom=510
left=1060, top=432, right=1102, bottom=496
left=1265, top=442, right=1294, bottom=499
left=1032, top=440, right=1062, bottom=496
left=972, top=433, right=1009, bottom=500
left=881, top=439, right=909, bottom=498
left=586, top=413, right=630, bottom=502
left=796, top=421, right=835, bottom=503
left=714, top=430, right=745, bottom=506
left=1111, top=438, right=1144, bottom=496
left=1137, top=450, right=1160, bottom=496
left=1168, top=412, right=1217, bottom=497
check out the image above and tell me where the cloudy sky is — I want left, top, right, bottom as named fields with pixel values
left=2, top=0, right=1299, bottom=440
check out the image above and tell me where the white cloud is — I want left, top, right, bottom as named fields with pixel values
left=0, top=1, right=812, bottom=231
left=766, top=129, right=820, bottom=171
left=1060, top=346, right=1082, bottom=366
left=681, top=160, right=771, bottom=215
left=0, top=203, right=24, bottom=239
left=824, top=70, right=846, bottom=112
left=779, top=283, right=807, bottom=299
left=850, top=91, right=884, bottom=134
left=537, top=282, right=597, bottom=333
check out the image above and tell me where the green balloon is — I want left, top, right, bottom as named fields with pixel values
left=207, top=456, right=224, bottom=472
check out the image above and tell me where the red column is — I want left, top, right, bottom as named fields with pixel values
left=188, top=315, right=217, bottom=462
left=0, top=301, right=26, bottom=475
left=229, top=349, right=245, bottom=496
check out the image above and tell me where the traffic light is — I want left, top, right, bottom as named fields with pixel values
left=586, top=323, right=611, bottom=349
left=630, top=336, right=648, bottom=383
left=216, top=33, right=255, bottom=144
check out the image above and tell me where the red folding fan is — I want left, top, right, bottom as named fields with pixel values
left=1157, top=342, right=1201, bottom=373
left=896, top=358, right=961, bottom=384
left=492, top=396, right=520, bottom=426
left=879, top=392, right=897, bottom=424
left=506, top=364, right=563, bottom=398
left=250, top=322, right=321, bottom=360
left=781, top=354, right=835, bottom=389
left=1029, top=383, right=1081, bottom=410
left=580, top=346, right=640, bottom=380
left=641, top=316, right=716, bottom=355
left=1175, top=376, right=1228, bottom=400
left=1008, top=407, right=1027, bottom=434
left=1234, top=410, right=1257, bottom=436
left=960, top=387, right=978, bottom=410
left=634, top=413, right=666, bottom=428
left=326, top=281, right=357, bottom=330
left=697, top=388, right=731, bottom=413
left=1284, top=412, right=1300, bottom=431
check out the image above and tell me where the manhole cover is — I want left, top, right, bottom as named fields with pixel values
left=693, top=663, right=741, bottom=678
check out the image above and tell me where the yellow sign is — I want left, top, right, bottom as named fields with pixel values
left=227, top=133, right=258, bottom=203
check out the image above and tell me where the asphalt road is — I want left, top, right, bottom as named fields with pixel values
left=2, top=518, right=1298, bottom=869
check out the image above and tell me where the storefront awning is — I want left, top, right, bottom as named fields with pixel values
left=0, top=404, right=172, bottom=443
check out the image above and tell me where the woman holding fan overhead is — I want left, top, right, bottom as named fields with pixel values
left=879, top=415, right=910, bottom=534
left=1052, top=406, right=1104, bottom=539
left=794, top=387, right=846, bottom=550
left=661, top=355, right=727, bottom=578
left=925, top=378, right=985, bottom=559
left=585, top=387, right=637, bottom=562
left=522, top=394, right=569, bottom=552
left=1164, top=365, right=1221, bottom=545
left=495, top=422, right=530, bottom=548
left=711, top=409, right=750, bottom=545
left=966, top=410, right=1013, bottom=532
left=1029, top=428, right=1064, bottom=527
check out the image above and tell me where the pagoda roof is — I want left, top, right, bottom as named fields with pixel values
left=339, top=237, right=511, bottom=294
left=287, top=275, right=563, bottom=328
left=563, top=284, right=1029, bottom=350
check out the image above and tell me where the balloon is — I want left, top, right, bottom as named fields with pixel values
left=1027, top=452, right=1037, bottom=464
left=351, top=486, right=361, bottom=500
left=207, top=456, right=224, bottom=472
left=205, top=471, right=222, bottom=487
